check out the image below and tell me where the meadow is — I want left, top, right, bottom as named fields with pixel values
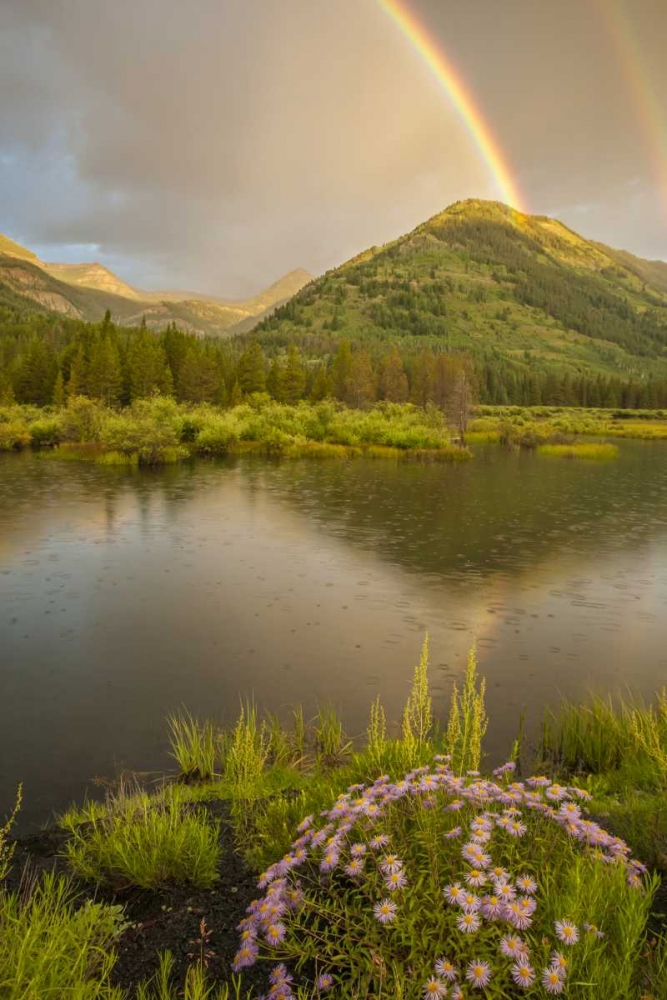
left=2, top=645, right=666, bottom=999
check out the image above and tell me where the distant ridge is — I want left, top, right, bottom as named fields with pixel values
left=0, top=233, right=312, bottom=337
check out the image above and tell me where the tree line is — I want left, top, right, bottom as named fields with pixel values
left=1, top=309, right=667, bottom=411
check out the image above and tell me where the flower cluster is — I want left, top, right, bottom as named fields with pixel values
left=233, top=757, right=647, bottom=996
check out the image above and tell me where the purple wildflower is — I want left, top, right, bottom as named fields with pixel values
left=500, top=934, right=528, bottom=959
left=384, top=869, right=408, bottom=892
left=434, top=957, right=458, bottom=981
left=232, top=940, right=258, bottom=971
left=316, top=973, right=333, bottom=992
left=457, top=911, right=481, bottom=933
left=423, top=978, right=448, bottom=998
left=511, top=961, right=535, bottom=989
left=373, top=899, right=397, bottom=924
left=379, top=854, right=403, bottom=875
left=542, top=967, right=565, bottom=994
left=466, top=959, right=493, bottom=988
left=265, top=922, right=287, bottom=947
left=369, top=833, right=389, bottom=850
left=555, top=919, right=579, bottom=945
left=516, top=874, right=537, bottom=895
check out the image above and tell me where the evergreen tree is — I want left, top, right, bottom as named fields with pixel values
left=127, top=329, right=172, bottom=400
left=309, top=364, right=333, bottom=401
left=331, top=340, right=353, bottom=401
left=52, top=368, right=65, bottom=407
left=87, top=335, right=122, bottom=406
left=237, top=342, right=266, bottom=395
left=177, top=347, right=220, bottom=403
left=278, top=344, right=307, bottom=403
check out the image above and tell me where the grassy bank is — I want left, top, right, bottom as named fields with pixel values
left=0, top=397, right=470, bottom=465
left=468, top=404, right=667, bottom=447
left=2, top=646, right=666, bottom=998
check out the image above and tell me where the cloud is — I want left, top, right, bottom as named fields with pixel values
left=0, top=0, right=664, bottom=295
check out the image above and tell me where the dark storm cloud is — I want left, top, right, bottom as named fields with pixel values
left=0, top=0, right=665, bottom=295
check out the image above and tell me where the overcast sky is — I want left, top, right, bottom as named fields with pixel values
left=0, top=0, right=665, bottom=297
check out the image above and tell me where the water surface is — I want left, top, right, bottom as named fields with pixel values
left=1, top=443, right=666, bottom=826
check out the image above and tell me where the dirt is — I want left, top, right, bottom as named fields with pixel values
left=7, top=801, right=267, bottom=996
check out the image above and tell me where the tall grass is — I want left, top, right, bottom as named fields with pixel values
left=444, top=645, right=488, bottom=773
left=313, top=704, right=352, bottom=768
left=401, top=636, right=433, bottom=763
left=0, top=872, right=125, bottom=999
left=65, top=786, right=221, bottom=888
left=223, top=702, right=270, bottom=796
left=168, top=710, right=218, bottom=782
left=538, top=442, right=619, bottom=460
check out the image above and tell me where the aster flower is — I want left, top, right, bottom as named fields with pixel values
left=494, top=881, right=516, bottom=903
left=511, top=961, right=535, bottom=988
left=344, top=858, right=365, bottom=878
left=445, top=826, right=462, bottom=839
left=481, top=894, right=504, bottom=920
left=369, top=833, right=389, bottom=850
left=555, top=919, right=579, bottom=945
left=499, top=934, right=528, bottom=959
left=450, top=988, right=464, bottom=1000
left=516, top=874, right=537, bottom=895
left=507, top=820, right=527, bottom=838
left=385, top=869, right=408, bottom=892
left=461, top=891, right=481, bottom=913
left=232, top=940, right=259, bottom=971
left=380, top=854, right=403, bottom=875
left=583, top=922, right=605, bottom=939
left=319, top=848, right=339, bottom=873
left=269, top=965, right=293, bottom=986
left=457, top=911, right=481, bottom=934
left=350, top=842, right=366, bottom=857
left=265, top=922, right=287, bottom=947
left=434, top=957, right=458, bottom=981
left=444, top=882, right=465, bottom=905
left=542, top=967, right=565, bottom=994
left=465, top=960, right=493, bottom=988
left=316, top=973, right=333, bottom=992
left=505, top=901, right=533, bottom=930
left=465, top=868, right=488, bottom=888
left=373, top=899, right=397, bottom=924
left=423, top=977, right=448, bottom=998
left=550, top=951, right=568, bottom=972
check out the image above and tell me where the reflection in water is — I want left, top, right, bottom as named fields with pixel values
left=1, top=444, right=666, bottom=827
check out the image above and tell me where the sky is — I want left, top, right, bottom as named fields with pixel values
left=0, top=0, right=665, bottom=298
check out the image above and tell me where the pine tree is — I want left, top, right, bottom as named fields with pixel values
left=347, top=351, right=376, bottom=408
left=177, top=347, right=221, bottom=403
left=331, top=340, right=353, bottom=401
left=237, top=342, right=266, bottom=395
left=127, top=329, right=172, bottom=401
left=309, top=364, right=333, bottom=401
left=52, top=368, right=65, bottom=407
left=87, top=335, right=122, bottom=406
left=278, top=344, right=307, bottom=403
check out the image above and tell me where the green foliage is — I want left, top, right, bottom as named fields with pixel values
left=444, top=646, right=488, bottom=774
left=65, top=787, right=221, bottom=889
left=0, top=872, right=126, bottom=999
left=538, top=441, right=619, bottom=460
left=366, top=695, right=388, bottom=775
left=168, top=710, right=218, bottom=782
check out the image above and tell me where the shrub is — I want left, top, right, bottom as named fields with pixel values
left=234, top=762, right=656, bottom=999
left=29, top=417, right=62, bottom=448
left=0, top=872, right=125, bottom=999
left=65, top=789, right=221, bottom=888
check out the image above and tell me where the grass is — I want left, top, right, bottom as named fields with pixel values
left=0, top=871, right=126, bottom=999
left=168, top=710, right=218, bottom=782
left=136, top=952, right=260, bottom=1000
left=64, top=785, right=221, bottom=889
left=538, top=441, right=619, bottom=459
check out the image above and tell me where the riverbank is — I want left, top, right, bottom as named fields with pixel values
left=3, top=649, right=666, bottom=999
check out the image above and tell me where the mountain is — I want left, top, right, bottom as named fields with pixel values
left=0, top=235, right=312, bottom=337
left=255, top=199, right=667, bottom=381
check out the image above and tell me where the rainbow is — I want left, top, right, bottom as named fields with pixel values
left=377, top=0, right=526, bottom=212
left=595, top=0, right=667, bottom=215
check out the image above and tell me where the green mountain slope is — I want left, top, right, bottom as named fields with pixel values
left=0, top=235, right=311, bottom=337
left=255, top=200, right=667, bottom=380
